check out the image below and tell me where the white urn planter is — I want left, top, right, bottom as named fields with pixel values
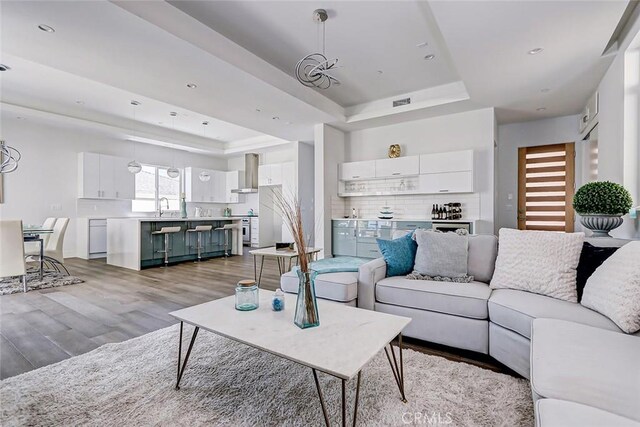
left=579, top=214, right=624, bottom=238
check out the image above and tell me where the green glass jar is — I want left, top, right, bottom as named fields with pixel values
left=235, top=280, right=259, bottom=311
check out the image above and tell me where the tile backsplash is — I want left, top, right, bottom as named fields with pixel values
left=332, top=193, right=480, bottom=220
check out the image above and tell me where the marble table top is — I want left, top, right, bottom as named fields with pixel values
left=170, top=291, right=411, bottom=380
left=249, top=247, right=322, bottom=258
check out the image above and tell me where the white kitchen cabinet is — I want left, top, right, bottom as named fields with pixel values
left=78, top=153, right=135, bottom=199
left=259, top=164, right=284, bottom=186
left=78, top=152, right=101, bottom=198
left=113, top=156, right=135, bottom=200
left=225, top=171, right=241, bottom=203
left=419, top=171, right=474, bottom=194
left=375, top=156, right=419, bottom=178
left=185, top=167, right=207, bottom=203
left=76, top=218, right=107, bottom=259
left=419, top=150, right=473, bottom=174
left=338, top=160, right=376, bottom=181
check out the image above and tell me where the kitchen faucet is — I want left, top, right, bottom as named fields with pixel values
left=158, top=197, right=170, bottom=217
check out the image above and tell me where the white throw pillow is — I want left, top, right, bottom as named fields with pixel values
left=581, top=241, right=640, bottom=333
left=490, top=228, right=584, bottom=302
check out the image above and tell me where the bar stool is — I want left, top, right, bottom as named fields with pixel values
left=152, top=226, right=182, bottom=267
left=214, top=223, right=237, bottom=257
left=186, top=225, right=213, bottom=262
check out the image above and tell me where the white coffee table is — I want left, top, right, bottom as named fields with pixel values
left=170, top=291, right=411, bottom=426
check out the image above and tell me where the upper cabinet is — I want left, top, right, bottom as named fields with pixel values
left=258, top=162, right=294, bottom=187
left=338, top=160, right=376, bottom=181
left=78, top=153, right=135, bottom=199
left=225, top=171, right=241, bottom=203
left=375, top=156, right=419, bottom=178
left=419, top=150, right=474, bottom=194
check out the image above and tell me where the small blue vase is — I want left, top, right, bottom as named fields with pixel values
left=294, top=270, right=320, bottom=329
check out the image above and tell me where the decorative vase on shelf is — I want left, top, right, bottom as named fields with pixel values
left=294, top=269, right=320, bottom=329
left=180, top=194, right=188, bottom=219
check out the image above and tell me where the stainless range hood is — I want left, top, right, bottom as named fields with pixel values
left=231, top=153, right=259, bottom=194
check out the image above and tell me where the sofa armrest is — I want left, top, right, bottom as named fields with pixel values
left=357, top=257, right=387, bottom=310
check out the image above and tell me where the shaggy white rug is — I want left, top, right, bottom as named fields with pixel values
left=0, top=324, right=533, bottom=426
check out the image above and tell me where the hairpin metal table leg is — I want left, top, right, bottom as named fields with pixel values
left=312, top=369, right=362, bottom=427
left=384, top=333, right=407, bottom=403
left=175, top=324, right=199, bottom=390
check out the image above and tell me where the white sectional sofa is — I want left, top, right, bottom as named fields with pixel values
left=357, top=234, right=639, bottom=378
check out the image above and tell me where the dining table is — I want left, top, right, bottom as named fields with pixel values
left=22, top=225, right=54, bottom=281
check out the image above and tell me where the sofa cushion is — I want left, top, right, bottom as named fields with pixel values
left=280, top=271, right=357, bottom=303
left=376, top=277, right=491, bottom=319
left=531, top=319, right=640, bottom=422
left=581, top=241, right=640, bottom=333
left=467, top=234, right=498, bottom=284
left=490, top=228, right=584, bottom=302
left=576, top=242, right=618, bottom=301
left=488, top=289, right=623, bottom=339
left=535, top=399, right=640, bottom=427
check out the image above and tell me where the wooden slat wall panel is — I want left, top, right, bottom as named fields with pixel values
left=526, top=175, right=567, bottom=183
left=526, top=185, right=566, bottom=193
left=526, top=205, right=566, bottom=211
left=525, top=165, right=566, bottom=173
left=526, top=155, right=567, bottom=164
left=526, top=195, right=566, bottom=202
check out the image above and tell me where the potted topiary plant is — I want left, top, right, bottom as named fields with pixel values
left=573, top=181, right=633, bottom=237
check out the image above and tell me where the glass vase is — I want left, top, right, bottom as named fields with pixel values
left=294, top=270, right=320, bottom=329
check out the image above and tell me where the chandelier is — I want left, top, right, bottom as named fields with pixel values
left=295, top=9, right=340, bottom=90
left=0, top=140, right=21, bottom=173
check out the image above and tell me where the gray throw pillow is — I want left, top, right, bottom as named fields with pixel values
left=412, top=229, right=469, bottom=279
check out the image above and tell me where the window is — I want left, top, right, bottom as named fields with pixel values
left=132, top=165, right=181, bottom=212
left=518, top=143, right=575, bottom=232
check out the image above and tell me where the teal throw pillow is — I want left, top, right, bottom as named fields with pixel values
left=376, top=233, right=418, bottom=277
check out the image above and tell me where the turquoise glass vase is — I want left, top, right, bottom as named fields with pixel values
left=294, top=270, right=320, bottom=329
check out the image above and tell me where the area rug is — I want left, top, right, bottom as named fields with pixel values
left=0, top=324, right=534, bottom=426
left=0, top=271, right=83, bottom=295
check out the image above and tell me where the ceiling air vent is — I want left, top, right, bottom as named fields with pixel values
left=393, top=97, right=411, bottom=107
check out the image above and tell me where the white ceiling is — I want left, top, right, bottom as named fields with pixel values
left=169, top=1, right=459, bottom=107
left=0, top=0, right=632, bottom=154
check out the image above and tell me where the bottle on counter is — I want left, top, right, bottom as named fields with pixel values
left=180, top=193, right=187, bottom=219
left=431, top=204, right=436, bottom=220
left=352, top=207, right=358, bottom=219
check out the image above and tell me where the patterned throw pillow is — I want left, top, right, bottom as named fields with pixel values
left=490, top=228, right=584, bottom=302
left=581, top=241, right=640, bottom=333
left=376, top=233, right=418, bottom=277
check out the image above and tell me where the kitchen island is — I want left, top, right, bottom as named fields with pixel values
left=107, top=217, right=243, bottom=270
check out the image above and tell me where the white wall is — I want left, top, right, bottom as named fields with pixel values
left=294, top=141, right=315, bottom=246
left=596, top=13, right=640, bottom=238
left=345, top=108, right=496, bottom=233
left=314, top=124, right=345, bottom=258
left=496, top=115, right=581, bottom=231
left=0, top=117, right=227, bottom=257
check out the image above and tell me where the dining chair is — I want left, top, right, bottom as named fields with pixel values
left=43, top=217, right=70, bottom=275
left=0, top=220, right=28, bottom=292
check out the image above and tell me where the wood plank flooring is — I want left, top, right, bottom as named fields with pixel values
left=0, top=250, right=510, bottom=380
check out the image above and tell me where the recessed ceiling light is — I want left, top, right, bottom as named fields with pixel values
left=528, top=47, right=544, bottom=55
left=255, top=108, right=261, bottom=112
left=170, top=111, right=177, bottom=117
left=377, top=70, right=383, bottom=74
left=272, top=116, right=279, bottom=120
left=536, top=107, right=547, bottom=111
left=202, top=121, right=209, bottom=126
left=541, top=88, right=551, bottom=93
left=130, top=100, right=141, bottom=106
left=424, top=54, right=436, bottom=60
left=186, top=83, right=197, bottom=89
left=38, top=24, right=55, bottom=33
left=0, top=64, right=11, bottom=72
left=75, top=100, right=85, bottom=105
left=16, top=116, right=25, bottom=120
left=416, top=42, right=428, bottom=48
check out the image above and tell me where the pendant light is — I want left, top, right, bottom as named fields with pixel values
left=0, top=140, right=21, bottom=173
left=127, top=100, right=142, bottom=174
left=199, top=120, right=211, bottom=182
left=166, top=111, right=180, bottom=179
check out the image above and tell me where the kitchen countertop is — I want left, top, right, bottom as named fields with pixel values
left=332, top=217, right=476, bottom=222
left=107, top=217, right=243, bottom=222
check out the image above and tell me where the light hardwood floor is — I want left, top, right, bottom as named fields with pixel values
left=0, top=250, right=510, bottom=380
